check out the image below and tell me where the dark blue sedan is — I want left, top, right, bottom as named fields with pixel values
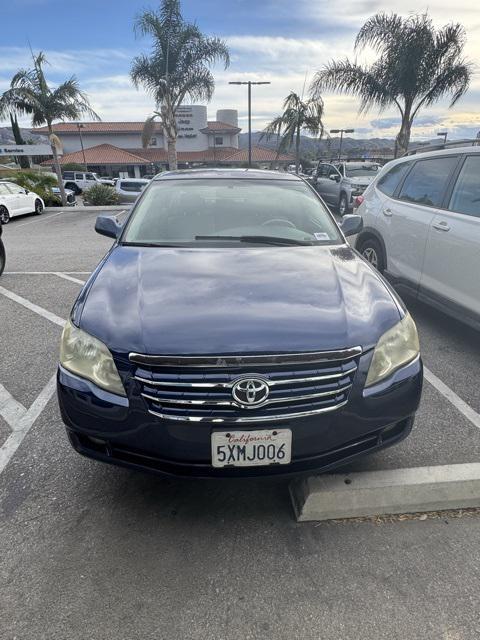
left=57, top=169, right=422, bottom=477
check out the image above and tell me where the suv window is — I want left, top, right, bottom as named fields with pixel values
left=449, top=156, right=480, bottom=217
left=63, top=171, right=74, bottom=179
left=86, top=173, right=96, bottom=181
left=377, top=162, right=412, bottom=197
left=74, top=173, right=85, bottom=180
left=398, top=156, right=458, bottom=208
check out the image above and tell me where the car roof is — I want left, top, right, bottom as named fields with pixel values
left=378, top=144, right=480, bottom=173
left=154, top=168, right=301, bottom=181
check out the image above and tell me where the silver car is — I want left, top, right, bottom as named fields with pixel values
left=311, top=161, right=380, bottom=216
left=115, top=178, right=150, bottom=203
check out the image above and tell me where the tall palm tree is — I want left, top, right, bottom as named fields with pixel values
left=0, top=52, right=99, bottom=205
left=261, top=92, right=325, bottom=174
left=310, top=13, right=472, bottom=157
left=130, top=0, right=230, bottom=170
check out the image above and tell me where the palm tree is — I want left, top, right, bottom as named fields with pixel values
left=130, top=0, right=230, bottom=170
left=310, top=13, right=472, bottom=157
left=261, top=92, right=325, bottom=174
left=0, top=52, right=99, bottom=205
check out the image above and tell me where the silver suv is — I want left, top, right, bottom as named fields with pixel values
left=311, top=161, right=380, bottom=215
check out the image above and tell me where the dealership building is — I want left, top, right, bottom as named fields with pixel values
left=33, top=105, right=293, bottom=176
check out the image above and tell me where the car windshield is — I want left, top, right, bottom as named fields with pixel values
left=122, top=178, right=342, bottom=246
left=344, top=164, right=380, bottom=178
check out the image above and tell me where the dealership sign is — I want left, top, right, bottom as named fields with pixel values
left=0, top=144, right=52, bottom=156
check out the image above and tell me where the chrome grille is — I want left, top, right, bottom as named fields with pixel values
left=130, top=348, right=361, bottom=423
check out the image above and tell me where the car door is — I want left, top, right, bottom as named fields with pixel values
left=420, top=154, right=480, bottom=317
left=377, top=155, right=459, bottom=289
left=74, top=173, right=86, bottom=190
left=5, top=183, right=28, bottom=215
left=317, top=164, right=340, bottom=205
left=0, top=183, right=17, bottom=218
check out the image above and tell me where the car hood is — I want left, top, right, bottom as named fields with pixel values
left=78, top=245, right=402, bottom=356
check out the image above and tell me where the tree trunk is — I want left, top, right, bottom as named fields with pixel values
left=295, top=124, right=301, bottom=174
left=167, top=137, right=177, bottom=171
left=10, top=113, right=30, bottom=169
left=395, top=117, right=412, bottom=158
left=48, top=123, right=68, bottom=206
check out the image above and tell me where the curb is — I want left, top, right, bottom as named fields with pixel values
left=290, top=463, right=480, bottom=522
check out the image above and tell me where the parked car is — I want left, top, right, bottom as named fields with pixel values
left=0, top=180, right=44, bottom=223
left=51, top=186, right=76, bottom=206
left=311, top=161, right=380, bottom=216
left=57, top=169, right=422, bottom=478
left=115, top=178, right=150, bottom=203
left=0, top=223, right=5, bottom=276
left=355, top=146, right=480, bottom=330
left=62, top=171, right=114, bottom=194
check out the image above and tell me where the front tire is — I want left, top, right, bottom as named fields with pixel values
left=34, top=199, right=43, bottom=215
left=358, top=236, right=385, bottom=273
left=0, top=206, right=10, bottom=224
left=338, top=192, right=349, bottom=217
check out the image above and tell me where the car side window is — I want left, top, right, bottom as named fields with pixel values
left=86, top=173, right=96, bottom=181
left=0, top=184, right=10, bottom=195
left=74, top=173, right=84, bottom=180
left=6, top=183, right=23, bottom=194
left=317, top=164, right=329, bottom=178
left=120, top=182, right=144, bottom=192
left=376, top=162, right=412, bottom=197
left=448, top=156, right=480, bottom=218
left=398, top=156, right=458, bottom=208
left=63, top=171, right=74, bottom=179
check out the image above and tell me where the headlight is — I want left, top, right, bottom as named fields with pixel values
left=365, top=313, right=419, bottom=387
left=60, top=319, right=126, bottom=396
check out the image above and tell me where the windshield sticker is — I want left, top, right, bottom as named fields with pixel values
left=314, top=232, right=330, bottom=241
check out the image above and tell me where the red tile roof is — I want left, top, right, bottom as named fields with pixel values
left=32, top=122, right=164, bottom=134
left=202, top=121, right=241, bottom=132
left=41, top=144, right=294, bottom=166
left=44, top=144, right=150, bottom=165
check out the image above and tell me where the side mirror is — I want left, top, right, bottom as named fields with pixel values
left=340, top=214, right=363, bottom=237
left=95, top=215, right=123, bottom=239
left=329, top=174, right=340, bottom=182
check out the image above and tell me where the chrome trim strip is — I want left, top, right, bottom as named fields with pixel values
left=141, top=384, right=352, bottom=408
left=147, top=399, right=348, bottom=423
left=129, top=347, right=362, bottom=368
left=134, top=366, right=357, bottom=389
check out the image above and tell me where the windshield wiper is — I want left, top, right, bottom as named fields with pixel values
left=194, top=235, right=313, bottom=246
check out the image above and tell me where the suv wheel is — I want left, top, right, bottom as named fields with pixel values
left=358, top=237, right=385, bottom=272
left=0, top=206, right=10, bottom=224
left=338, top=192, right=349, bottom=217
left=34, top=199, right=43, bottom=215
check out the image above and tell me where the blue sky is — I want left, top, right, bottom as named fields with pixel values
left=1, top=0, right=479, bottom=139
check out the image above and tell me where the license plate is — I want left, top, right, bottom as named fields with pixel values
left=211, top=429, right=292, bottom=468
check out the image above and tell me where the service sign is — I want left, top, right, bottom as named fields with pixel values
left=0, top=144, right=52, bottom=156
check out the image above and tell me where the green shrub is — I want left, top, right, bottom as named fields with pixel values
left=62, top=162, right=87, bottom=171
left=83, top=183, right=120, bottom=206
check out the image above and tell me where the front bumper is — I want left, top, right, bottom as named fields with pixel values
left=57, top=355, right=423, bottom=478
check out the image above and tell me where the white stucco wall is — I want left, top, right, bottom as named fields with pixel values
left=59, top=132, right=164, bottom=153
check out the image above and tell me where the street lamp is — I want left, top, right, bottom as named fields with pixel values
left=229, top=80, right=271, bottom=167
left=330, top=128, right=354, bottom=161
left=76, top=123, right=87, bottom=170
left=437, top=131, right=448, bottom=144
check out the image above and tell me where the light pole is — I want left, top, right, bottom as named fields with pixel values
left=330, top=128, right=354, bottom=161
left=437, top=131, right=448, bottom=144
left=76, top=123, right=87, bottom=170
left=229, top=80, right=271, bottom=167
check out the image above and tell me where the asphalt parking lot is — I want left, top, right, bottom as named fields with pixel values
left=1, top=208, right=480, bottom=639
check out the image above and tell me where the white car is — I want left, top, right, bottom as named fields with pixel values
left=355, top=145, right=480, bottom=329
left=115, top=178, right=149, bottom=203
left=62, top=171, right=114, bottom=194
left=0, top=181, right=44, bottom=223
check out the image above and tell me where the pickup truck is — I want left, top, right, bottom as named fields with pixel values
left=62, top=171, right=114, bottom=194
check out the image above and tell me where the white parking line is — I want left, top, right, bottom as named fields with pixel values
left=0, top=286, right=66, bottom=327
left=53, top=272, right=86, bottom=285
left=4, top=271, right=90, bottom=275
left=0, top=374, right=57, bottom=475
left=11, top=212, right=64, bottom=228
left=424, top=366, right=480, bottom=430
left=0, top=383, right=27, bottom=426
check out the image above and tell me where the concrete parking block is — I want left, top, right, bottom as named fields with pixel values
left=291, top=463, right=480, bottom=522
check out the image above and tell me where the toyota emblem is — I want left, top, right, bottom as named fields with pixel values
left=232, top=378, right=270, bottom=408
